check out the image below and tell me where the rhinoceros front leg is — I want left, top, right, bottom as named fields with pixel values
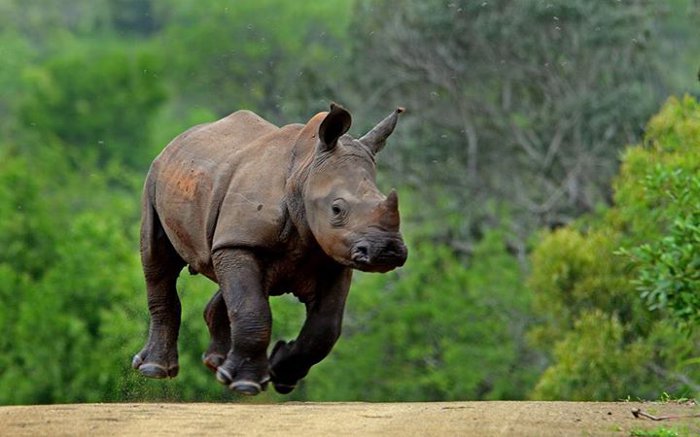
left=212, top=249, right=272, bottom=395
left=132, top=202, right=185, bottom=379
left=202, top=289, right=230, bottom=372
left=269, top=268, right=351, bottom=394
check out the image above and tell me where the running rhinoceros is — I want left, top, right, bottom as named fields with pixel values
left=132, top=103, right=408, bottom=395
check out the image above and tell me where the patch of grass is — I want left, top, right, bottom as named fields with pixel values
left=629, top=427, right=679, bottom=437
left=621, top=392, right=696, bottom=404
left=659, top=392, right=694, bottom=405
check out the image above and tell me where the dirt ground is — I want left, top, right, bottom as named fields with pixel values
left=1, top=401, right=699, bottom=436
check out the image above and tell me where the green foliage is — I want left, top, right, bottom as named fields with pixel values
left=633, top=214, right=700, bottom=328
left=532, top=310, right=651, bottom=400
left=151, top=0, right=352, bottom=120
left=0, top=152, right=57, bottom=278
left=19, top=43, right=166, bottom=168
left=528, top=227, right=637, bottom=330
left=1, top=0, right=699, bottom=405
left=528, top=96, right=700, bottom=401
left=0, top=153, right=142, bottom=403
left=346, top=0, right=675, bottom=245
left=630, top=427, right=680, bottom=437
left=618, top=96, right=700, bottom=329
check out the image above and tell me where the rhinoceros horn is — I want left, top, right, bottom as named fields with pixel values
left=380, top=189, right=401, bottom=231
left=360, top=107, right=404, bottom=154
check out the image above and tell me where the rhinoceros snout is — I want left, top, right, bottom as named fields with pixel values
left=350, top=236, right=407, bottom=272
left=383, top=239, right=408, bottom=267
left=351, top=241, right=371, bottom=264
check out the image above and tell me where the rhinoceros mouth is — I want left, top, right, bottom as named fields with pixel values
left=347, top=235, right=407, bottom=273
left=351, top=261, right=402, bottom=273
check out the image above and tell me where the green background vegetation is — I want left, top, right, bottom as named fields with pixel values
left=0, top=0, right=698, bottom=404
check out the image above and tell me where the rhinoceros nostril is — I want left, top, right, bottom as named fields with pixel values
left=351, top=242, right=370, bottom=263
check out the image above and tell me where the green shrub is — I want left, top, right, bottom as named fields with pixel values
left=619, top=96, right=700, bottom=329
left=528, top=96, right=700, bottom=400
left=19, top=43, right=166, bottom=169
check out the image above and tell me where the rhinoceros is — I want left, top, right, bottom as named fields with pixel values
left=132, top=103, right=408, bottom=395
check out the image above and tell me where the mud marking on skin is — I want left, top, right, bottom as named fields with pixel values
left=161, top=168, right=202, bottom=201
left=175, top=174, right=199, bottom=200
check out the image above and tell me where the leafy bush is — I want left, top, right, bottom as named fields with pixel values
left=528, top=96, right=700, bottom=400
left=618, top=96, right=700, bottom=329
left=532, top=310, right=651, bottom=401
left=19, top=43, right=166, bottom=169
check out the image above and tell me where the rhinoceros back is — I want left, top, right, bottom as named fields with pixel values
left=147, top=110, right=300, bottom=278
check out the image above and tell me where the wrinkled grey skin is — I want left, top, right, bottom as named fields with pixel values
left=132, top=103, right=407, bottom=395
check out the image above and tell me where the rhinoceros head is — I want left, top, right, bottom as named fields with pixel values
left=301, top=103, right=408, bottom=273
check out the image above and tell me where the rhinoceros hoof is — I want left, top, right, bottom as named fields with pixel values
left=216, top=367, right=269, bottom=395
left=132, top=354, right=179, bottom=378
left=215, top=366, right=233, bottom=385
left=230, top=380, right=262, bottom=396
left=202, top=352, right=226, bottom=373
left=272, top=382, right=296, bottom=394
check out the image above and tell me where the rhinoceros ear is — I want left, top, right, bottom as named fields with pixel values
left=318, top=103, right=352, bottom=152
left=360, top=107, right=404, bottom=154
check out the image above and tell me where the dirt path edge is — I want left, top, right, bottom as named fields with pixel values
left=1, top=401, right=698, bottom=436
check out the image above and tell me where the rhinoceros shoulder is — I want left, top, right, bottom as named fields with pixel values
left=211, top=123, right=305, bottom=252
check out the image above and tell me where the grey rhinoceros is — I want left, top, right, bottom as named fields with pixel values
left=132, top=103, right=408, bottom=395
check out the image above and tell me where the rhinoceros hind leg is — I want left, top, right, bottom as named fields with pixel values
left=202, top=290, right=231, bottom=372
left=133, top=197, right=185, bottom=379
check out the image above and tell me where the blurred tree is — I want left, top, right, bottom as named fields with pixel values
left=108, top=0, right=160, bottom=36
left=0, top=0, right=111, bottom=43
left=344, top=0, right=684, bottom=255
left=151, top=0, right=352, bottom=121
left=19, top=44, right=166, bottom=169
left=0, top=153, right=57, bottom=279
left=532, top=310, right=653, bottom=401
left=528, top=96, right=700, bottom=400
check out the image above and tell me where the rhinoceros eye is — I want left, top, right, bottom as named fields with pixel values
left=331, top=199, right=348, bottom=226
